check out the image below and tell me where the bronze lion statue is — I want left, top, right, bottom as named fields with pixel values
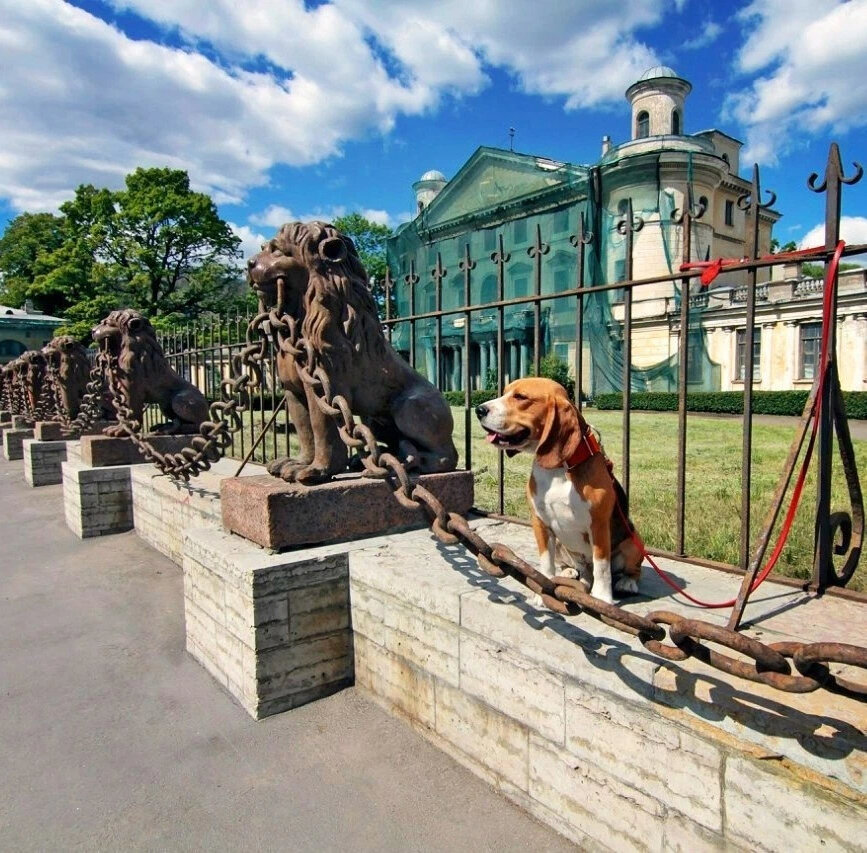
left=247, top=220, right=458, bottom=484
left=42, top=336, right=92, bottom=420
left=19, top=350, right=47, bottom=414
left=92, top=309, right=210, bottom=435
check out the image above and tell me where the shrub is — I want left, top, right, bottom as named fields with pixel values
left=443, top=389, right=498, bottom=407
left=592, top=390, right=867, bottom=419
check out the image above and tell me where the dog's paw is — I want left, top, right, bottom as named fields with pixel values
left=590, top=585, right=615, bottom=605
left=528, top=593, right=546, bottom=610
left=614, top=576, right=640, bottom=596
left=557, top=566, right=579, bottom=579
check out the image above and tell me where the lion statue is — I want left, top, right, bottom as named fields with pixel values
left=18, top=350, right=47, bottom=414
left=42, top=335, right=113, bottom=421
left=1, top=360, right=16, bottom=412
left=92, top=309, right=210, bottom=435
left=247, top=220, right=458, bottom=484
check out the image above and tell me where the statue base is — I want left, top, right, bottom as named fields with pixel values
left=221, top=469, right=475, bottom=551
left=34, top=419, right=114, bottom=441
left=3, top=426, right=34, bottom=460
left=0, top=410, right=10, bottom=423
left=79, top=434, right=195, bottom=467
left=24, top=438, right=70, bottom=486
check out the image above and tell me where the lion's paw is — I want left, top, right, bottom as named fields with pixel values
left=267, top=457, right=308, bottom=481
left=102, top=424, right=127, bottom=438
left=293, top=464, right=337, bottom=485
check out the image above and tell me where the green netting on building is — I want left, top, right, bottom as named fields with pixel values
left=387, top=147, right=721, bottom=398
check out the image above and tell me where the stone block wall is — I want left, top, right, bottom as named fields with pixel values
left=348, top=526, right=867, bottom=852
left=62, top=460, right=138, bottom=538
left=23, top=439, right=68, bottom=486
left=183, top=528, right=354, bottom=719
left=132, top=459, right=267, bottom=566
left=3, top=427, right=34, bottom=460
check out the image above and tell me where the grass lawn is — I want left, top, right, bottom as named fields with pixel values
left=453, top=407, right=867, bottom=593
left=219, top=403, right=866, bottom=592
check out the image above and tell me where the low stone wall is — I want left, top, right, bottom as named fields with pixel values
left=3, top=427, right=34, bottom=460
left=183, top=528, right=354, bottom=719
left=348, top=522, right=867, bottom=852
left=131, top=458, right=265, bottom=566
left=62, top=459, right=141, bottom=538
left=23, top=439, right=68, bottom=486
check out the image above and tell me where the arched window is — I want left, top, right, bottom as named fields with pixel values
left=480, top=274, right=497, bottom=304
left=671, top=109, right=681, bottom=135
left=636, top=111, right=649, bottom=139
left=721, top=152, right=730, bottom=169
left=0, top=339, right=27, bottom=358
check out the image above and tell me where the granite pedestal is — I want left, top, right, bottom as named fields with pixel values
left=221, top=470, right=475, bottom=550
left=62, top=434, right=196, bottom=539
left=0, top=410, right=10, bottom=423
left=34, top=419, right=115, bottom=441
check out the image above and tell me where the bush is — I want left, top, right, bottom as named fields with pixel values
left=533, top=352, right=576, bottom=401
left=443, top=389, right=498, bottom=407
left=592, top=390, right=867, bottom=419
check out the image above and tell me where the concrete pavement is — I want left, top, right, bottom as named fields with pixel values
left=0, top=458, right=572, bottom=852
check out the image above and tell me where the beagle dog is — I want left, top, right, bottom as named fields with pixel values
left=476, top=377, right=642, bottom=604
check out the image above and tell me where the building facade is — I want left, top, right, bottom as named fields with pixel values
left=0, top=300, right=65, bottom=364
left=387, top=67, right=864, bottom=395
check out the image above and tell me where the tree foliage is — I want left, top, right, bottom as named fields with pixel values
left=332, top=213, right=392, bottom=317
left=0, top=167, right=248, bottom=340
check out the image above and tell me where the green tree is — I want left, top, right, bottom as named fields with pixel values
left=0, top=168, right=245, bottom=339
left=0, top=212, right=66, bottom=310
left=332, top=212, right=392, bottom=316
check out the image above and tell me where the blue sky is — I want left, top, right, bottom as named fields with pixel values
left=1, top=0, right=866, bottom=259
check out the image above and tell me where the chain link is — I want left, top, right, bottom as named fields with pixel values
left=101, top=319, right=268, bottom=481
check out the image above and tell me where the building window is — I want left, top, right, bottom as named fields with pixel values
left=553, top=268, right=569, bottom=293
left=483, top=229, right=497, bottom=252
left=721, top=152, right=730, bottom=169
left=513, top=219, right=527, bottom=244
left=799, top=322, right=822, bottom=379
left=424, top=283, right=436, bottom=312
left=613, top=258, right=626, bottom=283
left=735, top=328, right=761, bottom=381
left=687, top=339, right=704, bottom=383
left=671, top=109, right=681, bottom=135
left=725, top=199, right=734, bottom=227
left=481, top=274, right=497, bottom=304
left=552, top=209, right=569, bottom=232
left=636, top=110, right=649, bottom=139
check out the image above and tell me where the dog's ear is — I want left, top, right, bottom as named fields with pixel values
left=536, top=394, right=582, bottom=469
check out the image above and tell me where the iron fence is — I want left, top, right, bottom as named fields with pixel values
left=145, top=143, right=865, bottom=618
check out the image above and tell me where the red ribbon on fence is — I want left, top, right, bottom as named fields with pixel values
left=634, top=241, right=847, bottom=608
left=681, top=244, right=828, bottom=286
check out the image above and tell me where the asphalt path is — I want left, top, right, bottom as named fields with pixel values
left=0, top=457, right=572, bottom=852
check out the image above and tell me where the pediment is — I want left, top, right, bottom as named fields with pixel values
left=422, top=148, right=584, bottom=228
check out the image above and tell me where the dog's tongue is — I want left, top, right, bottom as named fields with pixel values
left=485, top=432, right=500, bottom=444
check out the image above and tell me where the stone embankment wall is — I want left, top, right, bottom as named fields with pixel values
left=348, top=524, right=867, bottom=852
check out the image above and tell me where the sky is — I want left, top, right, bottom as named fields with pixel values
left=1, top=0, right=866, bottom=262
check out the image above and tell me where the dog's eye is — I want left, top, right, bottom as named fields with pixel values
left=512, top=392, right=526, bottom=402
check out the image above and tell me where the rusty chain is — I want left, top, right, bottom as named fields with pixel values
left=102, top=316, right=269, bottom=481
left=259, top=289, right=867, bottom=701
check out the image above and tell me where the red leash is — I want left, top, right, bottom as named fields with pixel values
left=681, top=244, right=830, bottom=286
left=617, top=241, right=846, bottom=608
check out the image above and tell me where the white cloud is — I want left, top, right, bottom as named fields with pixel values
left=0, top=0, right=678, bottom=212
left=230, top=222, right=267, bottom=261
left=799, top=216, right=867, bottom=264
left=727, top=0, right=867, bottom=164
left=682, top=20, right=722, bottom=51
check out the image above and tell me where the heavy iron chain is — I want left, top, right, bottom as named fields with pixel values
left=30, top=366, right=59, bottom=424
left=44, top=357, right=74, bottom=430
left=262, top=294, right=867, bottom=701
left=61, top=355, right=110, bottom=437
left=102, top=317, right=269, bottom=481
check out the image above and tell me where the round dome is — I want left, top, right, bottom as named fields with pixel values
left=420, top=169, right=446, bottom=182
left=638, top=65, right=680, bottom=81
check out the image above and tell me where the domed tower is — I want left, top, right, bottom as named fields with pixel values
left=412, top=169, right=447, bottom=214
left=625, top=66, right=691, bottom=139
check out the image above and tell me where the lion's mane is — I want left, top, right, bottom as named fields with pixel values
left=272, top=221, right=387, bottom=367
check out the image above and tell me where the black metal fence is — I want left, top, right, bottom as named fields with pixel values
left=146, top=143, right=865, bottom=615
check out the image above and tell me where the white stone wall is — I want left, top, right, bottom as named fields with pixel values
left=183, top=528, right=354, bottom=719
left=61, top=460, right=138, bottom=538
left=23, top=439, right=68, bottom=487
left=349, top=523, right=867, bottom=851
